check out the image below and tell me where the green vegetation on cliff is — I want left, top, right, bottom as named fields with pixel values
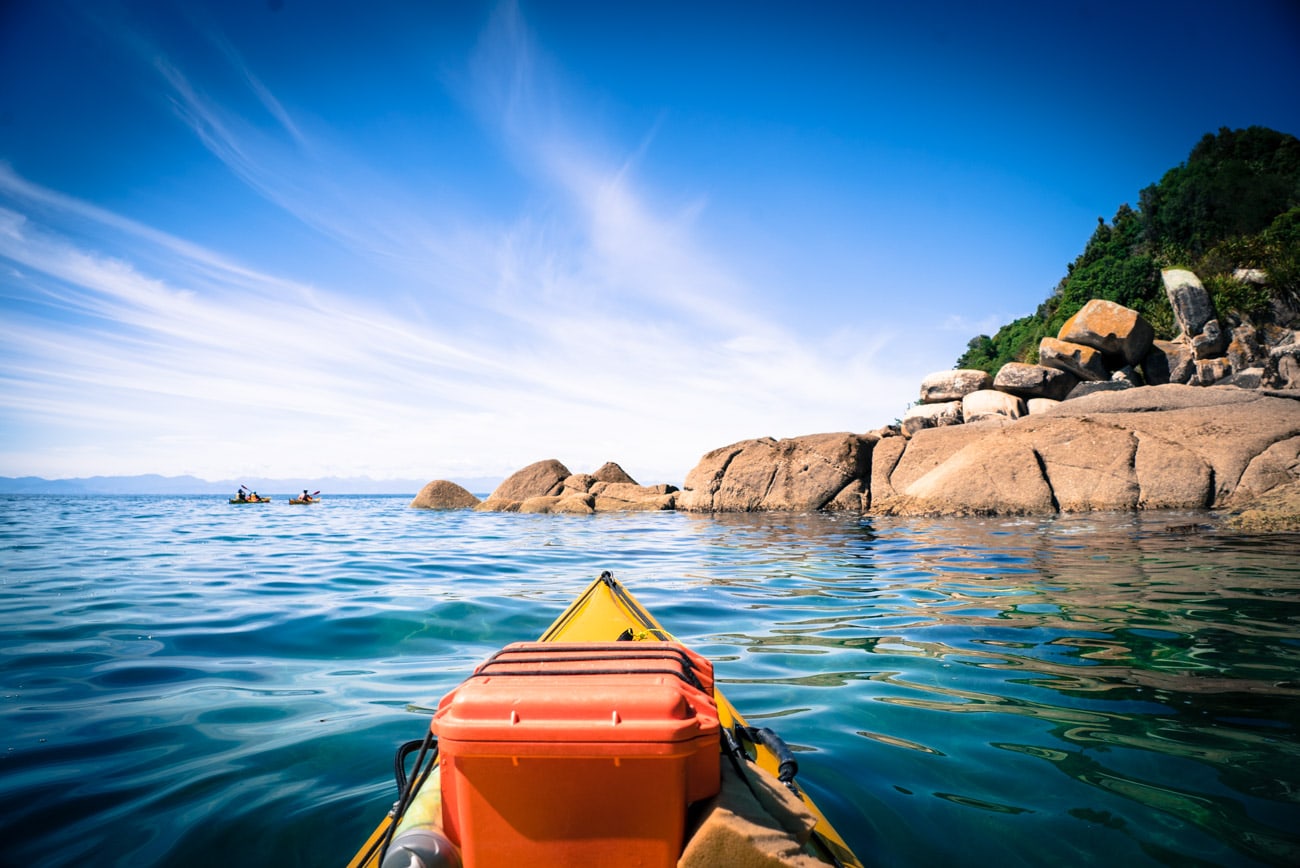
left=957, top=126, right=1300, bottom=373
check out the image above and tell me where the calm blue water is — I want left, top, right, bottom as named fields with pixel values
left=1, top=495, right=1298, bottom=867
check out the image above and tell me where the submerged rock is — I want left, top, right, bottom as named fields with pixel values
left=1226, top=478, right=1300, bottom=532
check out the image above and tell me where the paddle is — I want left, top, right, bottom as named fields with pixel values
left=238, top=484, right=268, bottom=502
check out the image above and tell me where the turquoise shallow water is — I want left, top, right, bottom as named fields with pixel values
left=1, top=494, right=1298, bottom=867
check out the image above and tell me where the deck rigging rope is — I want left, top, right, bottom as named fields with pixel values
left=373, top=731, right=439, bottom=865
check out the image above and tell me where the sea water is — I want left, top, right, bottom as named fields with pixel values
left=0, top=495, right=1297, bottom=867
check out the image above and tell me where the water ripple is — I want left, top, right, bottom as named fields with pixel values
left=1, top=497, right=1297, bottom=866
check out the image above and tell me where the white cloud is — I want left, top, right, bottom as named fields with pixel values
left=0, top=5, right=927, bottom=483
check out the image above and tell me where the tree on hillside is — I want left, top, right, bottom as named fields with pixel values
left=1140, top=126, right=1300, bottom=256
left=957, top=126, right=1300, bottom=374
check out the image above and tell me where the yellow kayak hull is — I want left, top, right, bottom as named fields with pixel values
left=346, top=572, right=863, bottom=868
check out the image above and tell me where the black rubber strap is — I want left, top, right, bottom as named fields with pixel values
left=743, top=725, right=800, bottom=787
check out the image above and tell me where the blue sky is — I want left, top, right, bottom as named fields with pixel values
left=2, top=1, right=1298, bottom=485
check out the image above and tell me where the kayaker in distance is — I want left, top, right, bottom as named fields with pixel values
left=300, top=490, right=314, bottom=503
left=235, top=489, right=247, bottom=502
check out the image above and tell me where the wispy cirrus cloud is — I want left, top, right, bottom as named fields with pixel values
left=0, top=2, right=921, bottom=482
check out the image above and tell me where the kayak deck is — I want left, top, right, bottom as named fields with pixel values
left=347, top=572, right=863, bottom=868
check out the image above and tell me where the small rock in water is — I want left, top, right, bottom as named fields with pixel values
left=1160, top=523, right=1207, bottom=534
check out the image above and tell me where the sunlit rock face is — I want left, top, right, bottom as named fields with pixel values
left=478, top=277, right=1300, bottom=520
left=993, top=362, right=1078, bottom=401
left=918, top=369, right=992, bottom=403
left=678, top=433, right=873, bottom=512
left=1058, top=298, right=1155, bottom=366
left=475, top=458, right=679, bottom=513
left=870, top=385, right=1300, bottom=516
left=1038, top=337, right=1109, bottom=382
left=409, top=479, right=481, bottom=510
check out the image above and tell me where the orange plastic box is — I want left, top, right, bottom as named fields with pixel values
left=432, top=642, right=721, bottom=868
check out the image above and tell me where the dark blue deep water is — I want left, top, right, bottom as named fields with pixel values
left=1, top=495, right=1298, bottom=867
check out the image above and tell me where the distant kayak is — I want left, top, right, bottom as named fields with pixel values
left=229, top=497, right=271, bottom=503
left=288, top=498, right=319, bottom=505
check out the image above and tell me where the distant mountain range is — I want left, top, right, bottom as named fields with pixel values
left=0, top=474, right=503, bottom=496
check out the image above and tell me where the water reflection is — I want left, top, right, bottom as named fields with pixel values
left=677, top=511, right=1300, bottom=866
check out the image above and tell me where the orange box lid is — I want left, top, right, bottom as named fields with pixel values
left=432, top=642, right=718, bottom=749
left=475, top=642, right=715, bottom=693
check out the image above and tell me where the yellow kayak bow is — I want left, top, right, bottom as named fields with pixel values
left=346, top=571, right=863, bottom=868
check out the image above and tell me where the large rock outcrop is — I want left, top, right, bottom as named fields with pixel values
left=909, top=287, right=1295, bottom=443
left=476, top=459, right=678, bottom=513
left=446, top=277, right=1300, bottom=521
left=871, top=385, right=1300, bottom=516
left=677, top=433, right=873, bottom=512
left=670, top=382, right=1299, bottom=519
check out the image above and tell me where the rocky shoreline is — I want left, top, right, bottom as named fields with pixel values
left=414, top=269, right=1300, bottom=530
